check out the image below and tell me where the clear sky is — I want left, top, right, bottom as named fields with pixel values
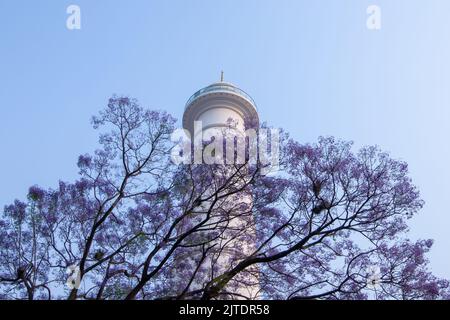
left=1, top=0, right=449, bottom=278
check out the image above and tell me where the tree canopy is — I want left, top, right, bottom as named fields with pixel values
left=1, top=97, right=448, bottom=300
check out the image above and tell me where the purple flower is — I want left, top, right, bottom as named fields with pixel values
left=28, top=185, right=45, bottom=201
left=77, top=154, right=92, bottom=169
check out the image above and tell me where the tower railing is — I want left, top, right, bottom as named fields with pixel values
left=185, top=84, right=257, bottom=111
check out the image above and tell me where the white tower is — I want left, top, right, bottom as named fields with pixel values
left=182, top=75, right=260, bottom=299
left=183, top=74, right=259, bottom=136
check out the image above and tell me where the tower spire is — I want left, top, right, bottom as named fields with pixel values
left=220, top=70, right=224, bottom=82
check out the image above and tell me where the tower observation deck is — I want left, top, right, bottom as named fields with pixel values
left=183, top=80, right=259, bottom=135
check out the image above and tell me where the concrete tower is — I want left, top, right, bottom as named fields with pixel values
left=182, top=75, right=260, bottom=299
left=183, top=75, right=259, bottom=136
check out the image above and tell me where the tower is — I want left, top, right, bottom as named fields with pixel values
left=183, top=76, right=259, bottom=136
left=182, top=75, right=260, bottom=299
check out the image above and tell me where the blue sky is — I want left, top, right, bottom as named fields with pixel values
left=1, top=0, right=449, bottom=278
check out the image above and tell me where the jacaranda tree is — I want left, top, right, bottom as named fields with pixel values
left=1, top=97, right=448, bottom=300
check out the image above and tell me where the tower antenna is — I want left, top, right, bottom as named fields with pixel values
left=221, top=70, right=224, bottom=82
